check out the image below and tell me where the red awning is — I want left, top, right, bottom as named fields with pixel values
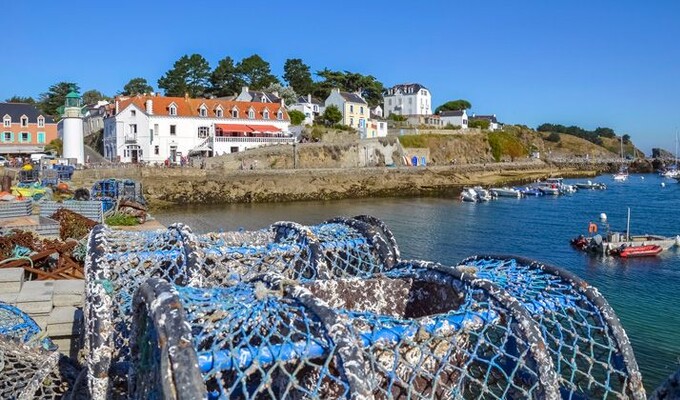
left=215, top=124, right=253, bottom=133
left=247, top=125, right=281, bottom=133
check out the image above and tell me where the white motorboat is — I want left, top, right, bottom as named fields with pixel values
left=460, top=188, right=478, bottom=202
left=575, top=180, right=607, bottom=190
left=490, top=187, right=522, bottom=198
left=613, top=170, right=628, bottom=181
left=473, top=186, right=493, bottom=202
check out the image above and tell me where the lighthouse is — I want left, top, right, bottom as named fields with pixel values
left=61, top=87, right=85, bottom=164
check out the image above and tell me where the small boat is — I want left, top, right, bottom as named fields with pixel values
left=519, top=187, right=543, bottom=197
left=575, top=181, right=607, bottom=190
left=460, top=188, right=478, bottom=202
left=537, top=183, right=560, bottom=195
left=613, top=170, right=629, bottom=181
left=490, top=187, right=522, bottom=198
left=560, top=184, right=577, bottom=194
left=612, top=245, right=663, bottom=258
left=473, top=186, right=493, bottom=202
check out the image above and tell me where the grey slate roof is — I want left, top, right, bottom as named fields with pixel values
left=440, top=110, right=465, bottom=117
left=296, top=96, right=323, bottom=106
left=386, top=83, right=428, bottom=96
left=471, top=115, right=498, bottom=123
left=0, top=103, right=54, bottom=123
left=250, top=91, right=281, bottom=103
left=339, top=92, right=367, bottom=104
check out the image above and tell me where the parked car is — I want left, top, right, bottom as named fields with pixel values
left=0, top=156, right=8, bottom=167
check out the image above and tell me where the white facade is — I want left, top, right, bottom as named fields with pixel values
left=62, top=107, right=85, bottom=164
left=440, top=110, right=468, bottom=129
left=384, top=84, right=432, bottom=117
left=104, top=99, right=292, bottom=164
left=288, top=95, right=322, bottom=126
left=360, top=120, right=388, bottom=139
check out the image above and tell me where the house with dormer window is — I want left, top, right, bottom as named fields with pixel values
left=103, top=94, right=292, bottom=163
left=383, top=83, right=432, bottom=118
left=0, top=102, right=57, bottom=154
left=289, top=94, right=324, bottom=125
left=235, top=86, right=282, bottom=104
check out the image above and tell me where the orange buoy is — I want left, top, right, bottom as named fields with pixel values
left=588, top=222, right=598, bottom=234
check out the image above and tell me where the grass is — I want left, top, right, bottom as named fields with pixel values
left=105, top=214, right=139, bottom=226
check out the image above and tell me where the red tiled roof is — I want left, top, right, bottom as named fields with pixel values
left=116, top=95, right=289, bottom=121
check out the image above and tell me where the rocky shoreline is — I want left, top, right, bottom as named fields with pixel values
left=72, top=159, right=604, bottom=208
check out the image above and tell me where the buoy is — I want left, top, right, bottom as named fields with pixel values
left=661, top=182, right=666, bottom=187
left=641, top=176, right=645, bottom=180
left=600, top=213, right=607, bottom=222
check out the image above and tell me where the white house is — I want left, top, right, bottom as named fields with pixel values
left=103, top=94, right=292, bottom=164
left=288, top=95, right=323, bottom=125
left=359, top=119, right=388, bottom=139
left=371, top=105, right=383, bottom=118
left=83, top=100, right=110, bottom=137
left=470, top=114, right=500, bottom=131
left=324, top=88, right=369, bottom=129
left=439, top=110, right=468, bottom=129
left=383, top=83, right=432, bottom=117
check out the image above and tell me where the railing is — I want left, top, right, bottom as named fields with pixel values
left=210, top=136, right=295, bottom=144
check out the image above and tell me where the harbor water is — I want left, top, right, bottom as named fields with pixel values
left=156, top=173, right=680, bottom=392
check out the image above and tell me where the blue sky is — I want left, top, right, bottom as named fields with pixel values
left=2, top=0, right=679, bottom=153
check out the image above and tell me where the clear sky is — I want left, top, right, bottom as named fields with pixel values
left=2, top=0, right=679, bottom=153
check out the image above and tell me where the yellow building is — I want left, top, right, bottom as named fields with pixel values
left=324, top=88, right=369, bottom=129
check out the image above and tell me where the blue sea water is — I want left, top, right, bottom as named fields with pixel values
left=155, top=173, right=680, bottom=392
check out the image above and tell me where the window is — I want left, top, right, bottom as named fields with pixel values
left=248, top=109, right=255, bottom=119
left=350, top=105, right=354, bottom=113
left=37, top=116, right=44, bottom=127
left=20, top=116, right=28, bottom=127
left=130, top=124, right=137, bottom=134
left=37, top=132, right=45, bottom=144
left=154, top=145, right=159, bottom=155
left=198, top=126, right=209, bottom=138
left=170, top=125, right=176, bottom=135
left=408, top=98, right=412, bottom=104
left=2, top=132, right=11, bottom=142
left=215, top=108, right=223, bottom=118
left=20, top=132, right=30, bottom=142
left=263, top=110, right=269, bottom=120
left=168, top=105, right=177, bottom=115
left=360, top=106, right=364, bottom=114
left=277, top=111, right=283, bottom=120
left=199, top=106, right=207, bottom=117
left=131, top=110, right=136, bottom=117
left=231, top=108, right=239, bottom=118
left=350, top=118, right=354, bottom=126
left=387, top=99, right=392, bottom=106
left=3, top=116, right=10, bottom=127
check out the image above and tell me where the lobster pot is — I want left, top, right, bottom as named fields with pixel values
left=0, top=302, right=43, bottom=344
left=128, top=266, right=562, bottom=399
left=457, top=255, right=645, bottom=399
left=85, top=216, right=399, bottom=398
left=0, top=337, right=80, bottom=399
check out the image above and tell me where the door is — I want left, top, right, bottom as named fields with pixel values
left=130, top=149, right=139, bottom=163
left=170, top=146, right=177, bottom=163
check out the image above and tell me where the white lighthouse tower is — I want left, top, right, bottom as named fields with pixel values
left=61, top=86, right=85, bottom=164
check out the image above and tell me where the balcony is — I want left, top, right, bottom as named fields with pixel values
left=124, top=134, right=137, bottom=144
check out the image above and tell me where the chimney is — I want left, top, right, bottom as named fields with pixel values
left=184, top=92, right=189, bottom=100
left=145, top=99, right=153, bottom=115
left=241, top=86, right=249, bottom=96
left=307, top=94, right=311, bottom=103
left=115, top=100, right=119, bottom=114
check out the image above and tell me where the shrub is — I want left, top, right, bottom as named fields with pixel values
left=444, top=123, right=461, bottom=130
left=488, top=131, right=528, bottom=161
left=288, top=110, right=306, bottom=126
left=545, top=132, right=561, bottom=142
left=469, top=119, right=490, bottom=129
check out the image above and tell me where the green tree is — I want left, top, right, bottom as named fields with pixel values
left=263, top=83, right=297, bottom=106
left=82, top=90, right=109, bottom=105
left=44, top=138, right=63, bottom=156
left=121, top=78, right=153, bottom=96
left=283, top=58, right=314, bottom=95
left=5, top=96, right=35, bottom=104
left=209, top=56, right=244, bottom=97
left=321, top=105, right=343, bottom=126
left=313, top=69, right=384, bottom=107
left=236, top=54, right=279, bottom=90
left=158, top=54, right=211, bottom=97
left=469, top=119, right=490, bottom=129
left=38, top=82, right=80, bottom=118
left=434, top=99, right=472, bottom=114
left=288, top=110, right=306, bottom=126
left=622, top=134, right=631, bottom=144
